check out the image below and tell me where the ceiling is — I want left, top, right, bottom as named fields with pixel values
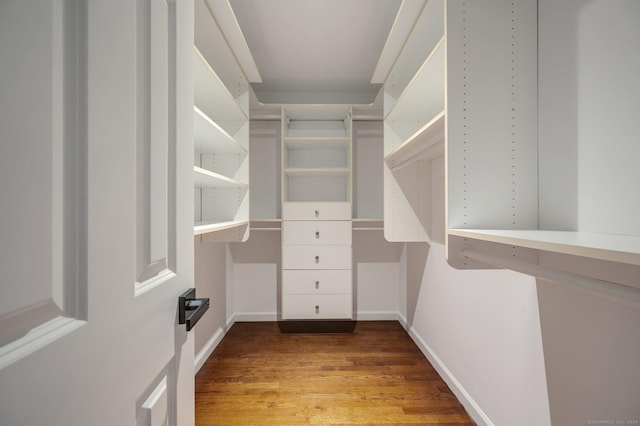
left=229, top=0, right=402, bottom=105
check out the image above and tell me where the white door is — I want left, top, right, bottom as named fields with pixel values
left=0, top=1, right=196, bottom=425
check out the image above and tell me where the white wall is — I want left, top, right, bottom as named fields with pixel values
left=403, top=242, right=550, bottom=426
left=537, top=279, right=640, bottom=425
left=353, top=228, right=404, bottom=319
left=228, top=229, right=281, bottom=321
left=193, top=239, right=231, bottom=371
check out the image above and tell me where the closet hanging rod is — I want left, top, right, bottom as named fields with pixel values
left=460, top=248, right=640, bottom=309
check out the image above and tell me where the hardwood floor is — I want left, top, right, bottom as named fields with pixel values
left=195, top=321, right=475, bottom=425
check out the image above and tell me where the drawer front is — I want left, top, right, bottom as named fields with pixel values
left=282, top=270, right=351, bottom=295
left=283, top=221, right=352, bottom=246
left=282, top=245, right=351, bottom=270
left=282, top=294, right=353, bottom=319
left=282, top=202, right=351, bottom=221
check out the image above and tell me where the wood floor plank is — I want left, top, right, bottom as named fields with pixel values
left=196, top=321, right=475, bottom=425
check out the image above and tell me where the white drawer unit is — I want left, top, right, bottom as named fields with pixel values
left=282, top=270, right=352, bottom=295
left=282, top=294, right=353, bottom=320
left=280, top=106, right=354, bottom=324
left=282, top=245, right=352, bottom=270
left=282, top=201, right=351, bottom=221
left=283, top=220, right=352, bottom=246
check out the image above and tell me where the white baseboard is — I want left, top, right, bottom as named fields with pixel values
left=396, top=312, right=409, bottom=329
left=226, top=313, right=236, bottom=331
left=356, top=311, right=403, bottom=321
left=233, top=312, right=278, bottom=322
left=194, top=325, right=226, bottom=373
left=407, top=325, right=493, bottom=426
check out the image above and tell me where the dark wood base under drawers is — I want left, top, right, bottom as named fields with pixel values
left=278, top=319, right=356, bottom=333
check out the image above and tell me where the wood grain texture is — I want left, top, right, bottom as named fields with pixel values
left=196, top=321, right=474, bottom=425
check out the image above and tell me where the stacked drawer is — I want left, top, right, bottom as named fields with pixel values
left=281, top=202, right=352, bottom=320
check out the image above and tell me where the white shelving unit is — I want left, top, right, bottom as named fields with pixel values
left=280, top=105, right=354, bottom=323
left=445, top=0, right=640, bottom=290
left=382, top=0, right=445, bottom=244
left=193, top=0, right=250, bottom=242
left=282, top=105, right=353, bottom=203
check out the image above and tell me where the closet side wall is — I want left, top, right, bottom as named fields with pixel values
left=403, top=245, right=549, bottom=426
left=194, top=240, right=230, bottom=370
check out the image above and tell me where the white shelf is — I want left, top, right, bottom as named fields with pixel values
left=283, top=168, right=350, bottom=177
left=384, top=111, right=444, bottom=170
left=193, top=0, right=250, bottom=244
left=250, top=219, right=282, bottom=231
left=283, top=137, right=350, bottom=150
left=193, top=166, right=248, bottom=189
left=353, top=219, right=384, bottom=231
left=194, top=220, right=249, bottom=236
left=382, top=0, right=444, bottom=116
left=385, top=37, right=445, bottom=142
left=448, top=229, right=640, bottom=267
left=193, top=46, right=247, bottom=128
left=193, top=107, right=247, bottom=155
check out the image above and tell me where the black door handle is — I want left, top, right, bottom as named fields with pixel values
left=178, top=288, right=209, bottom=331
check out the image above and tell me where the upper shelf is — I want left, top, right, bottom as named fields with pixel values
left=385, top=111, right=444, bottom=170
left=194, top=107, right=247, bottom=156
left=193, top=47, right=247, bottom=128
left=385, top=38, right=445, bottom=142
left=382, top=0, right=444, bottom=116
left=193, top=166, right=248, bottom=189
left=448, top=229, right=640, bottom=267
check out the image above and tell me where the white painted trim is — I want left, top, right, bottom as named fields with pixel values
left=194, top=325, right=226, bottom=373
left=407, top=325, right=493, bottom=426
left=225, top=313, right=236, bottom=331
left=233, top=312, right=278, bottom=322
left=0, top=316, right=85, bottom=370
left=396, top=312, right=409, bottom=330
left=356, top=311, right=402, bottom=321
